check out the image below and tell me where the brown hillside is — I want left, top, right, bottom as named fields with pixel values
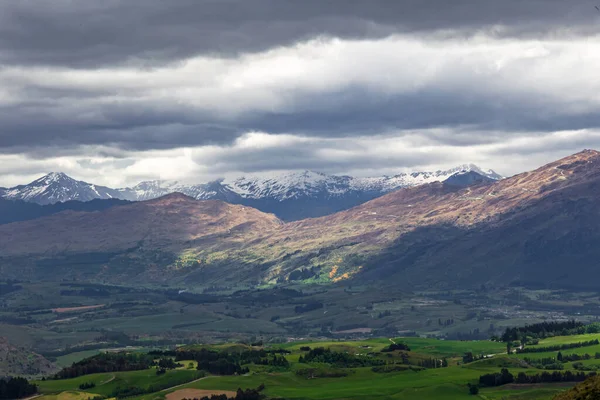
left=0, top=193, right=282, bottom=256
left=264, top=149, right=600, bottom=252
left=3, top=150, right=600, bottom=287
left=248, top=149, right=600, bottom=285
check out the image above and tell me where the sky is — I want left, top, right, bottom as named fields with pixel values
left=1, top=0, right=600, bottom=187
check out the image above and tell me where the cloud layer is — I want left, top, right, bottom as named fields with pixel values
left=1, top=0, right=600, bottom=186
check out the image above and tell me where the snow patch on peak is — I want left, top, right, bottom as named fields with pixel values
left=3, top=172, right=122, bottom=205
left=1, top=164, right=503, bottom=206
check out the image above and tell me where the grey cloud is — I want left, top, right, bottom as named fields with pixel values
left=1, top=0, right=599, bottom=183
left=196, top=137, right=457, bottom=174
left=0, top=0, right=597, bottom=68
left=3, top=85, right=600, bottom=156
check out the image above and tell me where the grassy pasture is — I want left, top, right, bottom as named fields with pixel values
left=32, top=335, right=600, bottom=400
left=36, top=369, right=202, bottom=398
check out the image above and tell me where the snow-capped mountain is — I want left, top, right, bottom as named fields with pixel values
left=117, top=179, right=241, bottom=202
left=2, top=172, right=122, bottom=205
left=1, top=165, right=502, bottom=220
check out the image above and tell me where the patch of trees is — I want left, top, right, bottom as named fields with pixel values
left=478, top=368, right=515, bottom=387
left=438, top=318, right=454, bottom=327
left=501, top=320, right=584, bottom=342
left=174, top=348, right=290, bottom=372
left=381, top=343, right=411, bottom=352
left=462, top=352, right=489, bottom=364
left=296, top=368, right=349, bottom=378
left=298, top=347, right=385, bottom=368
left=523, top=355, right=565, bottom=370
left=372, top=365, right=424, bottom=373
left=0, top=377, right=37, bottom=399
left=514, top=370, right=596, bottom=384
left=419, top=358, right=448, bottom=368
left=527, top=352, right=595, bottom=365
left=234, top=350, right=289, bottom=368
left=158, top=358, right=182, bottom=370
left=175, top=349, right=248, bottom=375
left=478, top=368, right=596, bottom=387
left=571, top=362, right=600, bottom=372
left=516, top=339, right=599, bottom=354
left=54, top=352, right=155, bottom=379
left=78, top=382, right=96, bottom=390
left=294, top=302, right=323, bottom=314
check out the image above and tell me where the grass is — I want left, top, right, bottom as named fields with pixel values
left=55, top=350, right=103, bottom=368
left=36, top=368, right=202, bottom=398
left=480, top=385, right=574, bottom=400
left=34, top=335, right=600, bottom=400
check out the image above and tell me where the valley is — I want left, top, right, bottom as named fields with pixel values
left=3, top=151, right=600, bottom=400
left=1, top=279, right=600, bottom=367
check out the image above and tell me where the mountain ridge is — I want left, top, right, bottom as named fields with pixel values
left=0, top=165, right=502, bottom=221
left=0, top=150, right=597, bottom=290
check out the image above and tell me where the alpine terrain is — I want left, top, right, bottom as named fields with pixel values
left=1, top=165, right=502, bottom=221
left=0, top=150, right=598, bottom=291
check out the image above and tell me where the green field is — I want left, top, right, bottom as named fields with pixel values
left=37, top=368, right=202, bottom=398
left=31, top=335, right=600, bottom=400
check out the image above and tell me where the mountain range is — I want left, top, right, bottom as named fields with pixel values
left=0, top=165, right=502, bottom=221
left=0, top=150, right=598, bottom=291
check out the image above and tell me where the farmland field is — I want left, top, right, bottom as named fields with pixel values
left=30, top=334, right=600, bottom=400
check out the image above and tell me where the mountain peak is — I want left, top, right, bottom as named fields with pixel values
left=3, top=172, right=120, bottom=205
left=34, top=172, right=74, bottom=185
left=541, top=149, right=600, bottom=173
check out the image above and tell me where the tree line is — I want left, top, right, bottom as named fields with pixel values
left=516, top=339, right=599, bottom=354
left=478, top=368, right=596, bottom=387
left=0, top=377, right=37, bottom=399
left=524, top=352, right=600, bottom=369
left=53, top=352, right=155, bottom=379
left=172, top=348, right=291, bottom=374
left=380, top=343, right=410, bottom=352
left=298, top=347, right=385, bottom=368
left=501, top=320, right=584, bottom=342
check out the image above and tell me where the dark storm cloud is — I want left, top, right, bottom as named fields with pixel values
left=0, top=0, right=597, bottom=68
left=3, top=84, right=600, bottom=156
left=195, top=134, right=459, bottom=174
left=0, top=99, right=239, bottom=153
left=1, top=0, right=599, bottom=185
